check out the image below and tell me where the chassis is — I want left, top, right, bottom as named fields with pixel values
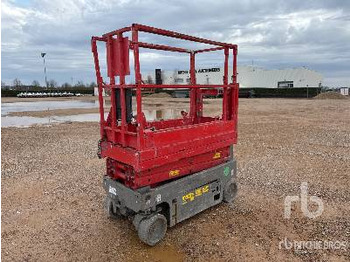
left=104, top=156, right=237, bottom=245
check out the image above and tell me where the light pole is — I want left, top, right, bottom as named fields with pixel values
left=41, top=53, right=48, bottom=89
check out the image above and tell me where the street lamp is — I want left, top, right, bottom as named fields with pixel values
left=41, top=52, right=48, bottom=89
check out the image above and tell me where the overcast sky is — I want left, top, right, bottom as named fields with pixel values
left=2, top=0, right=350, bottom=87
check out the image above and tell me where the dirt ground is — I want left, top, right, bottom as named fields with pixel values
left=1, top=98, right=350, bottom=261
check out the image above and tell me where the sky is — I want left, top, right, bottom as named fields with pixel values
left=1, top=0, right=350, bottom=87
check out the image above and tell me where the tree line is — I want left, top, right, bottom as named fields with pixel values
left=1, top=78, right=96, bottom=90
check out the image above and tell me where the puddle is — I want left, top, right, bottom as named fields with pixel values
left=1, top=116, right=56, bottom=127
left=1, top=109, right=183, bottom=128
left=1, top=100, right=97, bottom=116
left=1, top=100, right=102, bottom=127
left=1, top=114, right=102, bottom=128
left=54, top=113, right=101, bottom=122
left=143, top=108, right=181, bottom=120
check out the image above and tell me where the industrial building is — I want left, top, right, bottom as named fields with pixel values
left=143, top=66, right=323, bottom=88
left=339, top=87, right=349, bottom=96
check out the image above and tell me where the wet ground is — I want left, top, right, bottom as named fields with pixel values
left=1, top=100, right=98, bottom=127
left=1, top=97, right=350, bottom=261
left=1, top=98, right=183, bottom=127
left=1, top=100, right=98, bottom=115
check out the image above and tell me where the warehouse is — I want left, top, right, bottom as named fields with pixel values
left=143, top=66, right=323, bottom=88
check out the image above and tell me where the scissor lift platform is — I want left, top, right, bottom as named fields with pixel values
left=92, top=24, right=239, bottom=245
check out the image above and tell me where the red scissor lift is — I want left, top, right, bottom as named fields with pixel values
left=92, top=24, right=239, bottom=246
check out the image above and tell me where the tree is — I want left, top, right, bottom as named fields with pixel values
left=13, top=78, right=22, bottom=89
left=89, top=82, right=96, bottom=88
left=146, top=75, right=154, bottom=84
left=75, top=80, right=85, bottom=88
left=61, top=82, right=72, bottom=89
left=1, top=81, right=6, bottom=89
left=48, top=79, right=58, bottom=88
left=32, top=80, right=40, bottom=87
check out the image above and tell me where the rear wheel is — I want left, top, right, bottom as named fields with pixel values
left=137, top=214, right=167, bottom=246
left=223, top=181, right=238, bottom=203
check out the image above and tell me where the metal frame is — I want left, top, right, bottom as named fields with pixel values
left=92, top=24, right=239, bottom=189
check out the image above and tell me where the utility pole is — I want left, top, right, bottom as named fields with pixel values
left=41, top=53, right=48, bottom=89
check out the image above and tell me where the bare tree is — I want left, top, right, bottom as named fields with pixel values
left=74, top=80, right=85, bottom=88
left=48, top=79, right=58, bottom=88
left=61, top=82, right=72, bottom=89
left=32, top=80, right=40, bottom=87
left=146, top=75, right=154, bottom=84
left=89, top=82, right=96, bottom=88
left=13, top=78, right=22, bottom=90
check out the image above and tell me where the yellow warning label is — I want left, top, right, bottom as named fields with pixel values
left=213, top=152, right=221, bottom=159
left=182, top=185, right=210, bottom=204
left=169, top=169, right=180, bottom=177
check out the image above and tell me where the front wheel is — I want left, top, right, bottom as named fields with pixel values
left=137, top=214, right=167, bottom=246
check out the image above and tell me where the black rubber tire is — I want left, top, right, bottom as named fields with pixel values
left=223, top=181, right=238, bottom=203
left=133, top=214, right=145, bottom=230
left=105, top=196, right=120, bottom=219
left=137, top=214, right=167, bottom=246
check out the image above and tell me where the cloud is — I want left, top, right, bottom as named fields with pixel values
left=1, top=0, right=350, bottom=86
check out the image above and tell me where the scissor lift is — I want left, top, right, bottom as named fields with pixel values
left=92, top=24, right=239, bottom=246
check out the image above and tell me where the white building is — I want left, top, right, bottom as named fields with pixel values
left=339, top=87, right=349, bottom=96
left=94, top=86, right=106, bottom=96
left=143, top=66, right=323, bottom=88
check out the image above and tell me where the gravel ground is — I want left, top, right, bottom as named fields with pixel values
left=1, top=98, right=350, bottom=261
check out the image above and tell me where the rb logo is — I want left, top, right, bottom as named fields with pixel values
left=284, top=182, right=324, bottom=219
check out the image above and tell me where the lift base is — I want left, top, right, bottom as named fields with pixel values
left=103, top=158, right=237, bottom=246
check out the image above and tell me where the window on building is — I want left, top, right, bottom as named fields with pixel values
left=206, top=75, right=209, bottom=85
left=278, top=81, right=294, bottom=88
left=174, top=78, right=184, bottom=83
